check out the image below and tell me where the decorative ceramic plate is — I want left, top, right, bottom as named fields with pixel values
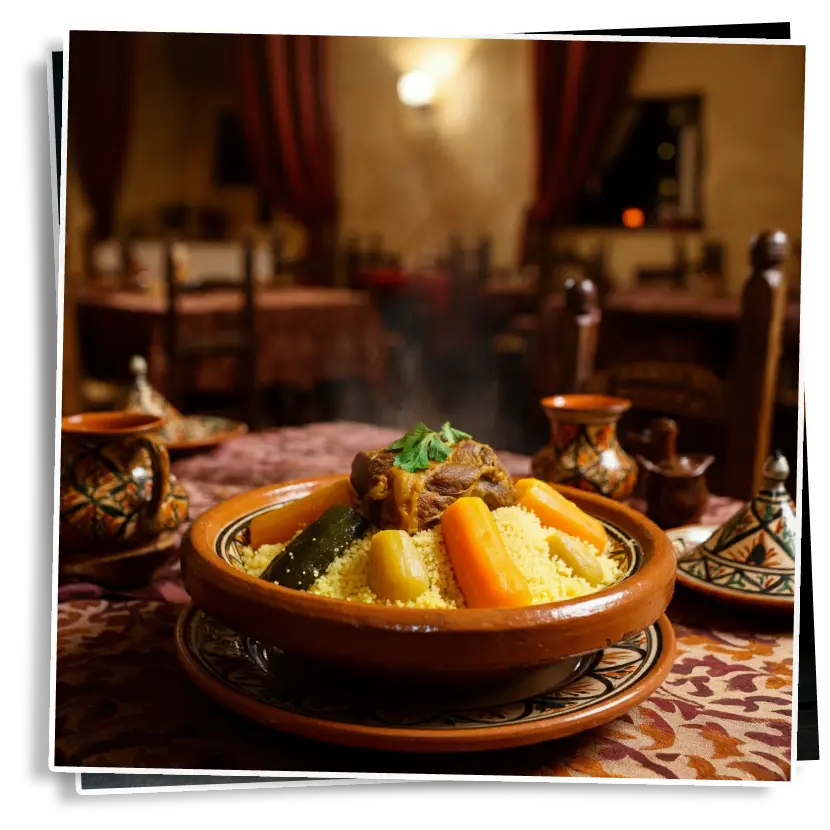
left=60, top=531, right=179, bottom=591
left=666, top=525, right=718, bottom=558
left=175, top=605, right=676, bottom=753
left=668, top=522, right=794, bottom=613
left=160, top=415, right=248, bottom=453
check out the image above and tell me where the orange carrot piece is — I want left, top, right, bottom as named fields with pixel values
left=440, top=497, right=532, bottom=609
left=249, top=479, right=356, bottom=550
left=514, top=478, right=608, bottom=552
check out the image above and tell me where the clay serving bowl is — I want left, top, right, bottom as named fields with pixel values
left=181, top=475, right=675, bottom=685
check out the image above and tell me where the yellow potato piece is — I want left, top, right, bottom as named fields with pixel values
left=368, top=529, right=430, bottom=602
left=547, top=532, right=605, bottom=586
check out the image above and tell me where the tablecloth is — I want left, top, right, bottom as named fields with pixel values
left=54, top=423, right=793, bottom=780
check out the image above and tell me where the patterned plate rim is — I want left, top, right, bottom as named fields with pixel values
left=162, top=415, right=248, bottom=451
left=175, top=606, right=676, bottom=753
left=668, top=527, right=794, bottom=609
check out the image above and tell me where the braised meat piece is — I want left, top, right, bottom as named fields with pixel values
left=351, top=439, right=516, bottom=533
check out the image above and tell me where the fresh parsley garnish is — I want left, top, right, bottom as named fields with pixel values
left=386, top=422, right=472, bottom=473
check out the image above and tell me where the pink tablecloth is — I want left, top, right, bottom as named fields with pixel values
left=54, top=423, right=793, bottom=780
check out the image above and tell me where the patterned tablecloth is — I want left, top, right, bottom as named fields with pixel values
left=54, top=423, right=793, bottom=780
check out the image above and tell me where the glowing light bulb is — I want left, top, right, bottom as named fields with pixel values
left=657, top=142, right=676, bottom=160
left=397, top=71, right=436, bottom=107
left=622, top=208, right=645, bottom=229
left=659, top=178, right=679, bottom=198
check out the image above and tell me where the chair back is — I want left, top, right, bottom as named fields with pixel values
left=548, top=230, right=789, bottom=500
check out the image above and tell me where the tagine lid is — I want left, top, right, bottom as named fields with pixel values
left=675, top=450, right=796, bottom=611
left=122, top=355, right=248, bottom=452
left=123, top=355, right=183, bottom=423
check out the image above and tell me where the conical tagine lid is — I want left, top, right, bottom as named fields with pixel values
left=123, top=355, right=183, bottom=423
left=675, top=451, right=796, bottom=611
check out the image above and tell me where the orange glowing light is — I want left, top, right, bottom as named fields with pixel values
left=622, top=208, right=645, bottom=229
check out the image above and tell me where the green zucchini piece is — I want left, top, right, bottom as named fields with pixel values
left=259, top=504, right=371, bottom=590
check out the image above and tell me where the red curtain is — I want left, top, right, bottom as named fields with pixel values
left=67, top=30, right=136, bottom=240
left=523, top=40, right=642, bottom=260
left=236, top=34, right=337, bottom=284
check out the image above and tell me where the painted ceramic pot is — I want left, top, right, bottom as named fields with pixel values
left=59, top=411, right=189, bottom=551
left=675, top=451, right=795, bottom=611
left=532, top=395, right=638, bottom=501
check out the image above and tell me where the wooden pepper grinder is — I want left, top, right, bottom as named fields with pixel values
left=636, top=418, right=715, bottom=529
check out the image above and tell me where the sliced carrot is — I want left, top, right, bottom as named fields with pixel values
left=249, top=479, right=356, bottom=550
left=440, top=497, right=532, bottom=609
left=514, top=478, right=608, bottom=552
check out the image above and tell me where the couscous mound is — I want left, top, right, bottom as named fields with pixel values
left=236, top=505, right=622, bottom=609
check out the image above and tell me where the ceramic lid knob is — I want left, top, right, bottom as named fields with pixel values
left=130, top=354, right=148, bottom=380
left=762, top=450, right=790, bottom=486
left=763, top=450, right=790, bottom=481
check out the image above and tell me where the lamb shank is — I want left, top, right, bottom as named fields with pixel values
left=350, top=438, right=516, bottom=534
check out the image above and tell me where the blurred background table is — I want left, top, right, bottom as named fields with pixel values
left=75, top=286, right=388, bottom=396
left=54, top=423, right=793, bottom=781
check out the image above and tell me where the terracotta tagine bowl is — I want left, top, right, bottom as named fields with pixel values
left=532, top=395, right=638, bottom=501
left=181, top=475, right=675, bottom=685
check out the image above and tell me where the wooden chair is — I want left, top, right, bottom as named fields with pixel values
left=342, top=234, right=400, bottom=289
left=535, top=236, right=613, bottom=299
left=490, top=240, right=605, bottom=369
left=443, top=235, right=490, bottom=342
left=547, top=230, right=789, bottom=500
left=442, top=234, right=493, bottom=284
left=76, top=233, right=141, bottom=410
left=341, top=233, right=409, bottom=403
left=271, top=224, right=343, bottom=286
left=162, top=234, right=261, bottom=428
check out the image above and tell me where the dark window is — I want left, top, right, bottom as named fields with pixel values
left=571, top=95, right=703, bottom=229
left=213, top=111, right=255, bottom=187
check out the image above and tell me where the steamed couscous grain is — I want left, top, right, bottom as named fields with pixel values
left=236, top=505, right=623, bottom=608
left=239, top=541, right=287, bottom=578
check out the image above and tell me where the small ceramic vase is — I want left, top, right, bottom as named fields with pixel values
left=676, top=451, right=796, bottom=608
left=635, top=418, right=715, bottom=529
left=59, top=411, right=189, bottom=551
left=532, top=394, right=638, bottom=500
